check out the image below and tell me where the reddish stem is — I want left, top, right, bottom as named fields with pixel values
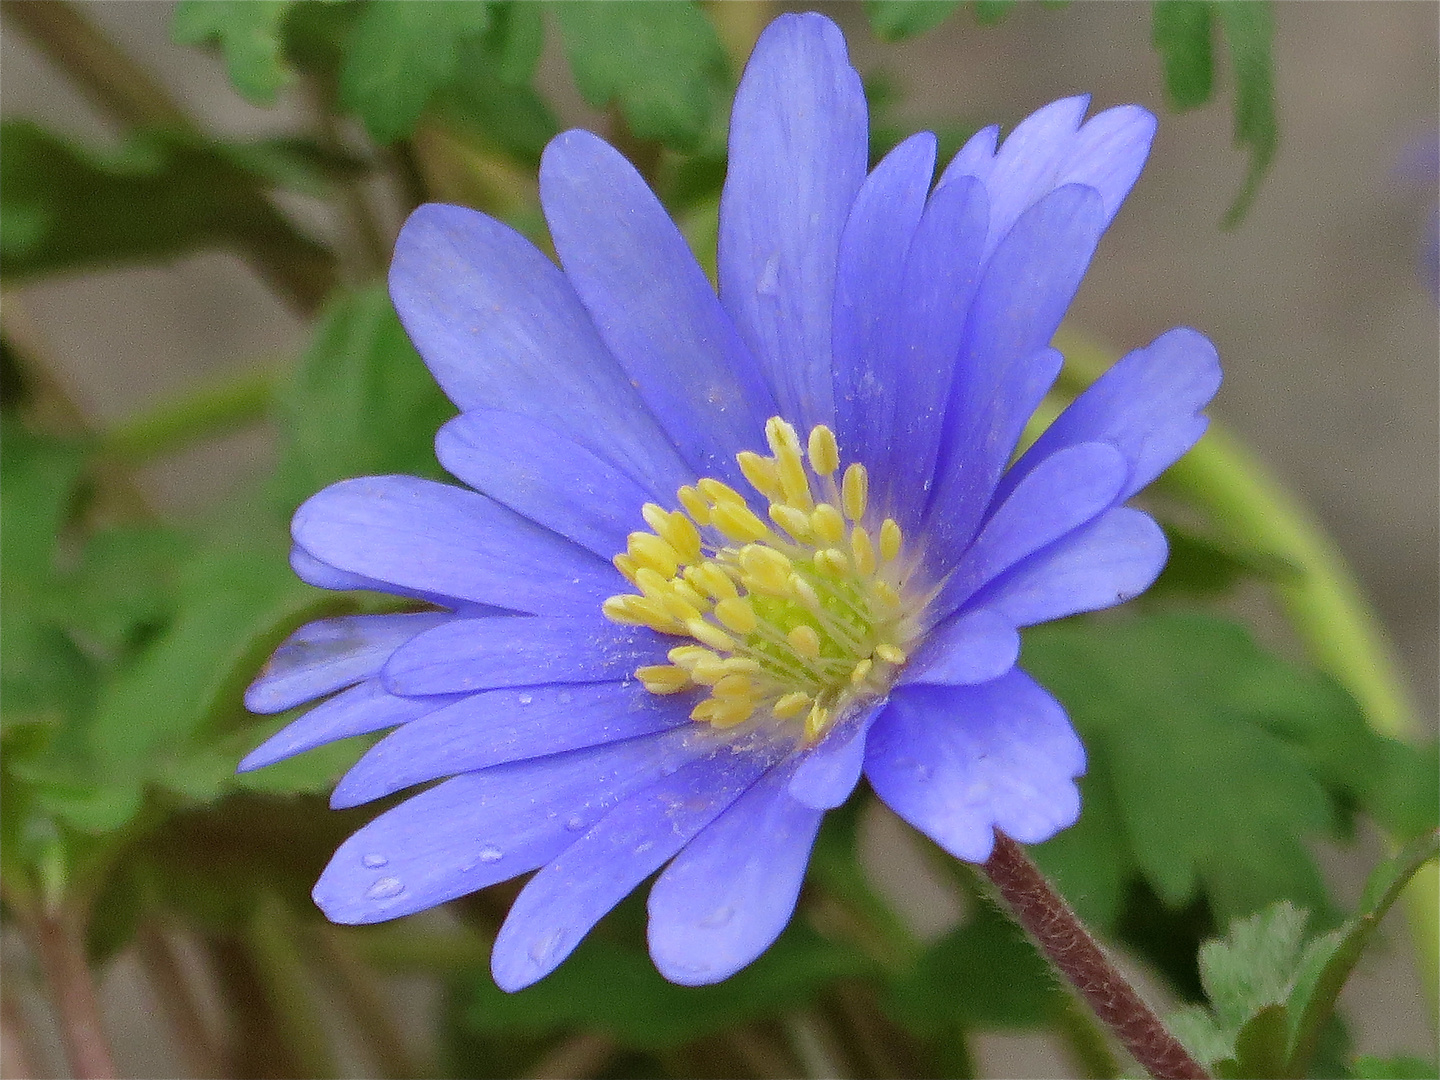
left=30, top=909, right=119, bottom=1080
left=982, top=832, right=1209, bottom=1080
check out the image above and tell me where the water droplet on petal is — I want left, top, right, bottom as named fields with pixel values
left=564, top=815, right=586, bottom=832
left=529, top=927, right=565, bottom=964
left=477, top=845, right=503, bottom=864
left=361, top=853, right=388, bottom=868
left=365, top=876, right=404, bottom=900
left=557, top=690, right=573, bottom=705
left=634, top=841, right=654, bottom=855
left=700, top=905, right=735, bottom=928
left=757, top=254, right=780, bottom=295
left=517, top=693, right=533, bottom=705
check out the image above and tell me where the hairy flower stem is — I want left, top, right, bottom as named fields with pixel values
left=982, top=833, right=1209, bottom=1080
left=29, top=909, right=119, bottom=1080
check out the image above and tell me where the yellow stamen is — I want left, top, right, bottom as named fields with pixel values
left=737, top=451, right=782, bottom=500
left=636, top=664, right=692, bottom=694
left=809, top=503, right=845, bottom=545
left=710, top=500, right=771, bottom=543
left=841, top=463, right=868, bottom=522
left=788, top=625, right=821, bottom=659
left=678, top=485, right=711, bottom=525
left=713, top=596, right=758, bottom=634
left=850, top=525, right=876, bottom=576
left=807, top=425, right=840, bottom=476
left=875, top=643, right=907, bottom=665
left=879, top=518, right=902, bottom=562
left=772, top=691, right=811, bottom=719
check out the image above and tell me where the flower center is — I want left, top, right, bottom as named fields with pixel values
left=603, top=417, right=924, bottom=743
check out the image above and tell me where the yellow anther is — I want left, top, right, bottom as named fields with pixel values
left=788, top=625, right=821, bottom=659
left=690, top=655, right=730, bottom=685
left=712, top=673, right=757, bottom=699
left=772, top=691, right=811, bottom=719
left=636, top=664, right=692, bottom=694
left=875, top=643, right=907, bottom=665
left=807, top=425, right=840, bottom=476
left=841, top=463, right=869, bottom=522
left=641, top=503, right=669, bottom=534
left=787, top=573, right=822, bottom=611
left=660, top=511, right=703, bottom=564
left=713, top=596, right=758, bottom=634
left=739, top=545, right=792, bottom=593
left=769, top=503, right=813, bottom=541
left=710, top=699, right=758, bottom=728
left=710, top=501, right=770, bottom=543
left=613, top=553, right=639, bottom=583
left=736, top=451, right=782, bottom=499
left=629, top=532, right=680, bottom=577
left=722, top=656, right=763, bottom=675
left=698, top=478, right=746, bottom=507
left=668, top=645, right=715, bottom=670
left=678, top=485, right=711, bottom=525
left=603, top=595, right=676, bottom=631
left=764, top=416, right=803, bottom=458
left=686, top=562, right=738, bottom=600
left=815, top=548, right=850, bottom=577
left=685, top=618, right=736, bottom=652
left=850, top=525, right=876, bottom=576
left=879, top=518, right=902, bottom=562
left=803, top=703, right=831, bottom=742
left=850, top=658, right=873, bottom=684
left=632, top=567, right=671, bottom=599
left=810, top=503, right=846, bottom=545
left=873, top=581, right=901, bottom=610
left=670, top=578, right=708, bottom=610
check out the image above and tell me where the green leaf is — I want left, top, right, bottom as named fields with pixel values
left=887, top=903, right=1059, bottom=1033
left=1216, top=0, right=1278, bottom=227
left=1362, top=738, right=1439, bottom=840
left=1170, top=1004, right=1236, bottom=1067
left=274, top=284, right=456, bottom=501
left=461, top=924, right=869, bottom=1050
left=972, top=0, right=1015, bottom=26
left=1216, top=1001, right=1290, bottom=1079
left=172, top=1, right=298, bottom=105
left=1152, top=1, right=1215, bottom=111
left=485, top=1, right=546, bottom=85
left=57, top=526, right=192, bottom=658
left=1023, top=614, right=1358, bottom=923
left=1198, top=903, right=1308, bottom=1030
left=0, top=123, right=332, bottom=284
left=1349, top=1055, right=1440, bottom=1079
left=864, top=1, right=963, bottom=40
left=1285, top=830, right=1439, bottom=1075
left=1148, top=521, right=1298, bottom=598
left=552, top=0, right=728, bottom=152
left=338, top=0, right=494, bottom=143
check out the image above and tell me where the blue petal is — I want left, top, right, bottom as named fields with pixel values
left=831, top=132, right=937, bottom=476
left=996, top=327, right=1221, bottom=507
left=313, top=726, right=718, bottom=924
left=435, top=410, right=656, bottom=556
left=292, top=476, right=618, bottom=616
left=540, top=130, right=776, bottom=483
left=899, top=609, right=1020, bottom=687
left=865, top=672, right=1085, bottom=862
left=934, top=442, right=1126, bottom=616
left=718, top=12, right=867, bottom=431
left=491, top=746, right=775, bottom=991
left=239, top=681, right=461, bottom=773
left=648, top=761, right=824, bottom=985
left=939, top=96, right=1155, bottom=257
left=381, top=615, right=670, bottom=696
left=330, top=681, right=692, bottom=808
left=924, top=183, right=1107, bottom=556
left=289, top=544, right=474, bottom=609
left=873, top=175, right=990, bottom=525
left=965, top=507, right=1168, bottom=627
left=246, top=612, right=450, bottom=714
left=786, top=701, right=885, bottom=810
left=389, top=204, right=691, bottom=494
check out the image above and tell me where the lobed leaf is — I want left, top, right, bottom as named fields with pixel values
left=172, top=0, right=298, bottom=105
left=1216, top=0, right=1278, bottom=227
left=552, top=0, right=728, bottom=152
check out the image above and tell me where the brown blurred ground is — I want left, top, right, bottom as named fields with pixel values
left=3, top=2, right=1436, bottom=1076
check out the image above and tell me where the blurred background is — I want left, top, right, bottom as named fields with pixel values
left=2, top=2, right=1435, bottom=1077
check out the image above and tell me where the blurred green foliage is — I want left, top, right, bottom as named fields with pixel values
left=0, top=2, right=1431, bottom=1079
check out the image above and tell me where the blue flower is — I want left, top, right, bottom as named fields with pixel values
left=241, top=13, right=1220, bottom=991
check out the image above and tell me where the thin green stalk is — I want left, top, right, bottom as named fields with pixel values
left=1053, top=327, right=1439, bottom=1011
left=244, top=895, right=340, bottom=1079
left=101, top=364, right=279, bottom=466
